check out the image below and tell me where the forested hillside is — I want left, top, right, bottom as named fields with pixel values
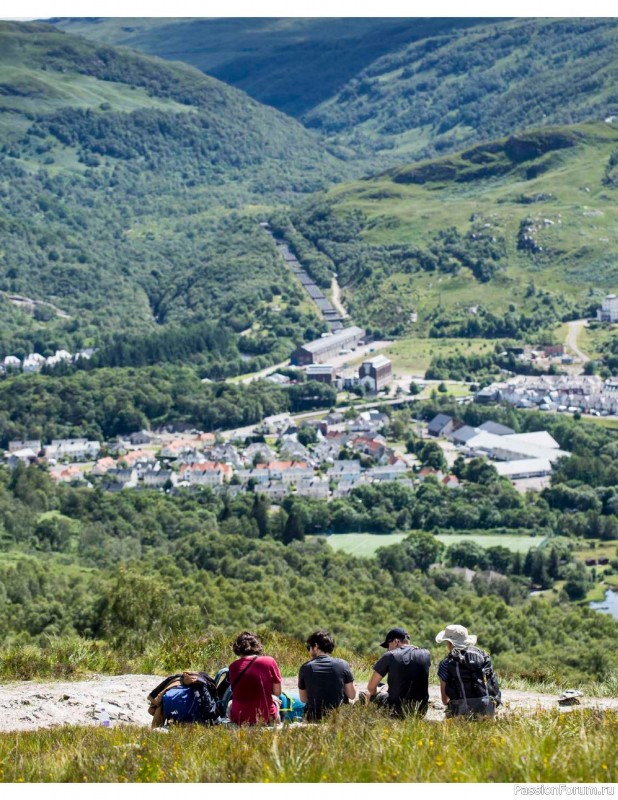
left=0, top=22, right=348, bottom=363
left=51, top=18, right=618, bottom=168
left=305, top=18, right=618, bottom=162
left=277, top=123, right=618, bottom=339
left=1, top=452, right=617, bottom=688
left=48, top=18, right=490, bottom=118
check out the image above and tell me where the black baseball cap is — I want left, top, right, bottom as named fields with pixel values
left=380, top=627, right=409, bottom=648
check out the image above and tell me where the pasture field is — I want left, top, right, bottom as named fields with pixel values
left=383, top=336, right=498, bottom=375
left=572, top=539, right=618, bottom=563
left=324, top=532, right=545, bottom=558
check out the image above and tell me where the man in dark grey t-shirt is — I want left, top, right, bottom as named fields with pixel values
left=366, top=626, right=430, bottom=716
left=298, top=630, right=356, bottom=721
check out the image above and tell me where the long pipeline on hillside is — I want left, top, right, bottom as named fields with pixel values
left=261, top=224, right=344, bottom=331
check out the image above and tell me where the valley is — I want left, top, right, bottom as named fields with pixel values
left=0, top=18, right=617, bottom=786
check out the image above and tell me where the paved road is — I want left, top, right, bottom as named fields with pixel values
left=565, top=319, right=591, bottom=364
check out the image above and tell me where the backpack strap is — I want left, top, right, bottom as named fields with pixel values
left=454, top=661, right=469, bottom=710
left=231, top=655, right=259, bottom=691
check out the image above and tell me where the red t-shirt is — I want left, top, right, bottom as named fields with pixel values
left=228, top=655, right=282, bottom=725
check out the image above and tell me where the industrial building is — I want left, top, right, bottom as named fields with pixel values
left=358, top=355, right=393, bottom=392
left=292, top=326, right=365, bottom=365
left=305, top=364, right=336, bottom=384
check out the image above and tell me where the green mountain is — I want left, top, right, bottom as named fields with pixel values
left=48, top=17, right=490, bottom=118
left=276, top=122, right=618, bottom=339
left=0, top=22, right=350, bottom=368
left=305, top=18, right=618, bottom=162
left=49, top=17, right=618, bottom=171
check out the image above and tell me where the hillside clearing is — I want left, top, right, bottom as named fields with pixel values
left=324, top=533, right=545, bottom=558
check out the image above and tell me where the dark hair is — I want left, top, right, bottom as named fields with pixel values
left=232, top=631, right=264, bottom=656
left=306, top=630, right=335, bottom=654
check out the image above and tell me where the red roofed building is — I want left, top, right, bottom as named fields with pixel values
left=180, top=462, right=232, bottom=486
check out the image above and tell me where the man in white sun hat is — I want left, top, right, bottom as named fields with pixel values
left=436, top=624, right=501, bottom=718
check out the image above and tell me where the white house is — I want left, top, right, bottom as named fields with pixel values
left=45, top=439, right=101, bottom=461
left=22, top=353, right=46, bottom=373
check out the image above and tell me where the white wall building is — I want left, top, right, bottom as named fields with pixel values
left=597, top=294, right=618, bottom=323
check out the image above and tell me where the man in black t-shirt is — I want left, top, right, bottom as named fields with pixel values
left=298, top=630, right=356, bottom=721
left=366, top=627, right=431, bottom=716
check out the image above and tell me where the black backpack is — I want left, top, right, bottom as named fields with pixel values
left=445, top=646, right=501, bottom=715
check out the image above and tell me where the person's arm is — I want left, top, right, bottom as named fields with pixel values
left=366, top=670, right=384, bottom=697
left=440, top=679, right=450, bottom=706
left=270, top=658, right=283, bottom=697
left=298, top=665, right=307, bottom=703
left=344, top=681, right=356, bottom=700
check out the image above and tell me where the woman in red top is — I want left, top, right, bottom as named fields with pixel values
left=228, top=631, right=282, bottom=725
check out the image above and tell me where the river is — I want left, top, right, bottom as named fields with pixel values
left=589, top=589, right=618, bottom=620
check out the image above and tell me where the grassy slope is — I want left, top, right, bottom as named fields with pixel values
left=0, top=709, right=615, bottom=782
left=308, top=122, right=618, bottom=338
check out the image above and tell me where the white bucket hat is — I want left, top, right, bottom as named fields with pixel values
left=435, top=624, right=477, bottom=647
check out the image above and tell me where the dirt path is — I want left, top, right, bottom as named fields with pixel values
left=1, top=675, right=616, bottom=733
left=330, top=275, right=349, bottom=320
left=565, top=319, right=591, bottom=364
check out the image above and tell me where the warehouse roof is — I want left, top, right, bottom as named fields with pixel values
left=299, top=326, right=365, bottom=354
left=362, top=355, right=391, bottom=369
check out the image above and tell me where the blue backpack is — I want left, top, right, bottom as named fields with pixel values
left=161, top=680, right=220, bottom=726
left=279, top=691, right=305, bottom=723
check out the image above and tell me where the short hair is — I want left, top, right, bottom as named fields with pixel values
left=232, top=631, right=264, bottom=656
left=306, top=630, right=335, bottom=654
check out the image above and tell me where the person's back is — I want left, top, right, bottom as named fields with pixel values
left=366, top=629, right=430, bottom=717
left=373, top=644, right=430, bottom=715
left=228, top=631, right=282, bottom=725
left=436, top=624, right=501, bottom=718
left=298, top=630, right=355, bottom=721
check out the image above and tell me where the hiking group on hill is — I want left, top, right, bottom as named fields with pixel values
left=148, top=623, right=501, bottom=728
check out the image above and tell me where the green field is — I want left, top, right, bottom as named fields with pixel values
left=383, top=337, right=498, bottom=376
left=325, top=532, right=545, bottom=558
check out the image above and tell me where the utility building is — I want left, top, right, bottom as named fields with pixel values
left=292, top=326, right=365, bottom=365
left=305, top=364, right=336, bottom=384
left=358, top=355, right=392, bottom=392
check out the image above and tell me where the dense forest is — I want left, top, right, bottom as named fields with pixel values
left=305, top=18, right=618, bottom=161
left=0, top=22, right=347, bottom=362
left=0, top=367, right=336, bottom=445
left=1, top=457, right=617, bottom=686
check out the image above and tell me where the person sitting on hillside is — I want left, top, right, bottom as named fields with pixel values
left=436, top=624, right=502, bottom=718
left=228, top=631, right=282, bottom=725
left=298, top=630, right=356, bottom=721
left=364, top=627, right=431, bottom=716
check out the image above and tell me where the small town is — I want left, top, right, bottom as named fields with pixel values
left=5, top=394, right=570, bottom=499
